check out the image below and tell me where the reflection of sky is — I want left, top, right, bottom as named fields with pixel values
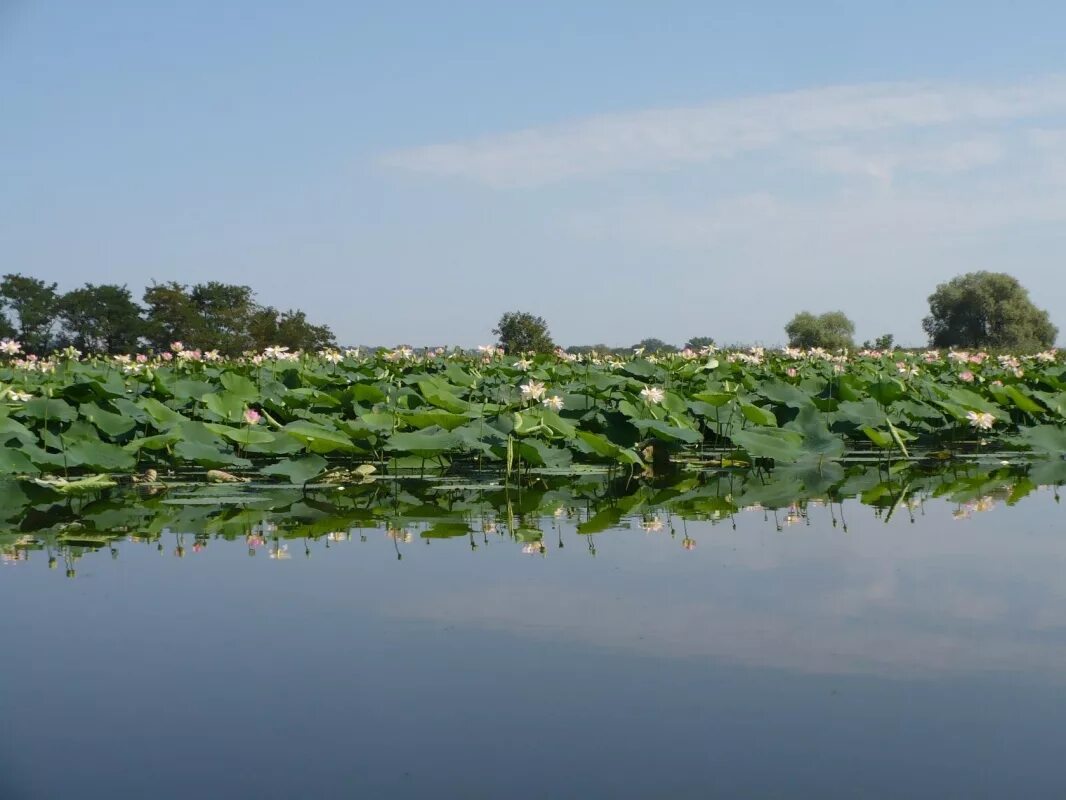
left=4, top=490, right=1066, bottom=798
left=381, top=489, right=1066, bottom=681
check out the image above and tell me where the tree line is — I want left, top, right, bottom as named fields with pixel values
left=0, top=275, right=336, bottom=356
left=495, top=272, right=1059, bottom=355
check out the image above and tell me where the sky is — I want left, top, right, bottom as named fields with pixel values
left=2, top=0, right=1066, bottom=348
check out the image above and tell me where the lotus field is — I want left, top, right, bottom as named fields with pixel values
left=2, top=342, right=1066, bottom=486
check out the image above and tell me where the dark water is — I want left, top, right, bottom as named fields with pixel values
left=3, top=476, right=1066, bottom=799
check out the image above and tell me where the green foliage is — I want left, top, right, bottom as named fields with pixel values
left=784, top=311, right=855, bottom=350
left=493, top=311, right=554, bottom=354
left=922, top=271, right=1057, bottom=351
left=0, top=346, right=1064, bottom=483
left=0, top=274, right=60, bottom=353
left=59, top=284, right=144, bottom=354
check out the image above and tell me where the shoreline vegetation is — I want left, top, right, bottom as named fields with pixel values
left=1, top=341, right=1065, bottom=489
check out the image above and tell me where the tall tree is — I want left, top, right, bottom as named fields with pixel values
left=923, top=272, right=1057, bottom=351
left=59, top=284, right=144, bottom=354
left=493, top=311, right=554, bottom=354
left=785, top=311, right=855, bottom=350
left=142, top=282, right=200, bottom=352
left=0, top=274, right=60, bottom=353
left=189, top=282, right=257, bottom=354
left=248, top=306, right=336, bottom=351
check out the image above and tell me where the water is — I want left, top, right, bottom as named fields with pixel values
left=3, top=468, right=1066, bottom=798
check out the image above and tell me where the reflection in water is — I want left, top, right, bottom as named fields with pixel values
left=3, top=461, right=1066, bottom=799
left=1, top=458, right=1061, bottom=570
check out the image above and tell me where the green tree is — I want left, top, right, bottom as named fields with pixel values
left=142, top=282, right=200, bottom=352
left=493, top=311, right=554, bottom=354
left=59, top=284, right=144, bottom=354
left=247, top=306, right=336, bottom=352
left=632, top=338, right=677, bottom=354
left=0, top=274, right=60, bottom=353
left=143, top=281, right=256, bottom=355
left=862, top=333, right=895, bottom=350
left=683, top=336, right=716, bottom=351
left=0, top=311, right=15, bottom=341
left=785, top=311, right=855, bottom=350
left=922, top=271, right=1057, bottom=351
left=189, top=282, right=257, bottom=355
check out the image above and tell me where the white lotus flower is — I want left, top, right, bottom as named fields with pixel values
left=966, top=411, right=995, bottom=430
left=640, top=385, right=665, bottom=404
left=542, top=395, right=564, bottom=411
left=520, top=380, right=546, bottom=401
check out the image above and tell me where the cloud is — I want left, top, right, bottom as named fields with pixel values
left=809, top=137, right=1004, bottom=183
left=380, top=75, right=1066, bottom=186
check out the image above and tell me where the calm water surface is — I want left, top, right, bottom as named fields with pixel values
left=3, top=477, right=1066, bottom=798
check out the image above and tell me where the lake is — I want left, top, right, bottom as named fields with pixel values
left=2, top=464, right=1066, bottom=798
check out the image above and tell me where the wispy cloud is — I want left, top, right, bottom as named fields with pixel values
left=380, top=75, right=1066, bottom=186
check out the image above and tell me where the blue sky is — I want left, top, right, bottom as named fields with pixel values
left=2, top=1, right=1065, bottom=347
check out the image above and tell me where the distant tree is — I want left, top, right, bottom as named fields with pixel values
left=143, top=281, right=257, bottom=354
left=566, top=344, right=605, bottom=355
left=493, top=311, right=554, bottom=354
left=59, top=284, right=144, bottom=354
left=188, top=282, right=257, bottom=355
left=248, top=306, right=336, bottom=352
left=862, top=333, right=895, bottom=350
left=683, top=336, right=716, bottom=351
left=0, top=274, right=60, bottom=353
left=785, top=311, right=855, bottom=350
left=0, top=311, right=15, bottom=341
left=142, top=282, right=201, bottom=352
left=632, top=338, right=677, bottom=354
left=922, top=271, right=1057, bottom=351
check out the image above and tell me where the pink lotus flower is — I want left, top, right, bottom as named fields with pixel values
left=959, top=370, right=975, bottom=382
left=244, top=408, right=262, bottom=425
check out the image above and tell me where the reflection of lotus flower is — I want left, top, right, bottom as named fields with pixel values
left=682, top=537, right=696, bottom=550
left=640, top=516, right=665, bottom=532
left=269, top=544, right=290, bottom=559
left=522, top=542, right=545, bottom=555
left=386, top=528, right=412, bottom=543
